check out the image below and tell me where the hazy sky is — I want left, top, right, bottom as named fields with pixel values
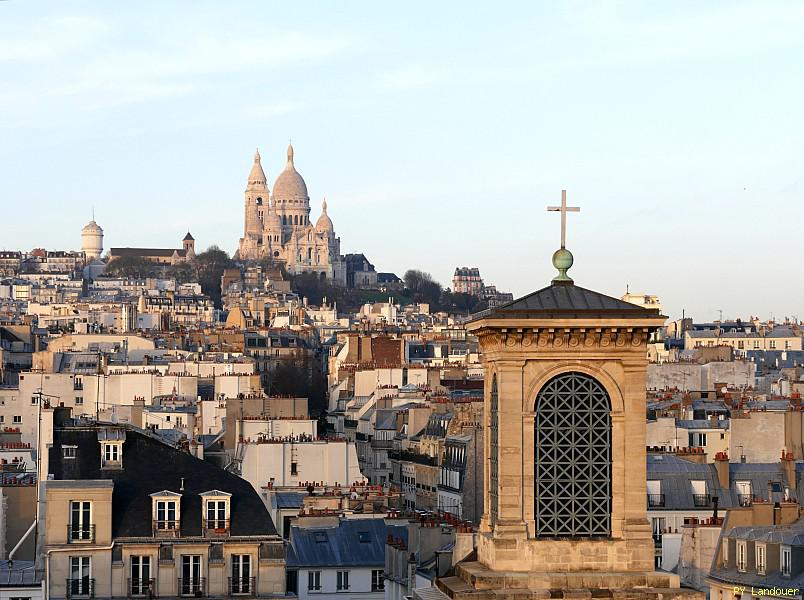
left=2, top=1, right=803, bottom=322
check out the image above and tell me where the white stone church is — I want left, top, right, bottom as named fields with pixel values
left=237, top=144, right=347, bottom=285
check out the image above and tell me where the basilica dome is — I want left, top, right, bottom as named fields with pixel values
left=315, top=199, right=334, bottom=232
left=272, top=144, right=309, bottom=202
left=264, top=200, right=282, bottom=230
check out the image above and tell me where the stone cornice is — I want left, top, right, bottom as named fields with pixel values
left=475, top=326, right=653, bottom=354
left=467, top=316, right=665, bottom=332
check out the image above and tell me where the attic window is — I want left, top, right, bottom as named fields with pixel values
left=151, top=491, right=182, bottom=536
left=101, top=442, right=122, bottom=468
left=201, top=490, right=232, bottom=534
left=314, top=532, right=327, bottom=543
left=358, top=531, right=370, bottom=543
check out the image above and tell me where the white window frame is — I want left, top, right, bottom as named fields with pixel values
left=336, top=570, right=349, bottom=591
left=200, top=490, right=231, bottom=531
left=756, top=542, right=766, bottom=575
left=156, top=500, right=178, bottom=529
left=307, top=570, right=321, bottom=592
left=722, top=537, right=728, bottom=563
left=371, top=570, right=384, bottom=592
left=69, top=501, right=92, bottom=542
left=150, top=491, right=182, bottom=532
left=69, top=555, right=92, bottom=597
left=101, top=442, right=122, bottom=467
left=782, top=546, right=792, bottom=576
left=736, top=540, right=747, bottom=572
left=130, top=555, right=152, bottom=596
left=231, top=554, right=251, bottom=594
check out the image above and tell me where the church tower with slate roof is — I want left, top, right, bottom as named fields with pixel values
left=436, top=192, right=704, bottom=600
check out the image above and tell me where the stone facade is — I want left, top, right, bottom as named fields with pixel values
left=237, top=145, right=346, bottom=285
left=435, top=276, right=705, bottom=600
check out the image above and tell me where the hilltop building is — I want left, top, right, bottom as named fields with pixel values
left=237, top=145, right=346, bottom=285
left=108, top=233, right=196, bottom=265
left=80, top=219, right=104, bottom=261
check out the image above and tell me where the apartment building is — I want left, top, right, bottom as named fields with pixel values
left=41, top=417, right=285, bottom=600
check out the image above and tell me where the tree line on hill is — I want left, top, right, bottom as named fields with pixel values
left=105, top=250, right=487, bottom=315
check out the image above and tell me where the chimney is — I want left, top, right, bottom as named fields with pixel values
left=714, top=452, right=730, bottom=490
left=781, top=450, right=796, bottom=492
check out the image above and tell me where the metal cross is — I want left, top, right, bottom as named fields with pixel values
left=547, top=190, right=580, bottom=248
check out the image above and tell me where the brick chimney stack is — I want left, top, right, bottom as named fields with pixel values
left=714, top=451, right=730, bottom=490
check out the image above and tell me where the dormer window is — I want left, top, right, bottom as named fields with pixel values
left=98, top=428, right=125, bottom=469
left=782, top=546, right=792, bottom=576
left=102, top=443, right=121, bottom=466
left=756, top=543, right=766, bottom=575
left=150, top=491, right=182, bottom=536
left=736, top=540, right=747, bottom=572
left=201, top=490, right=231, bottom=535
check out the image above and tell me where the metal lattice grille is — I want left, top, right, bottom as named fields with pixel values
left=489, top=376, right=499, bottom=526
left=535, top=372, right=611, bottom=537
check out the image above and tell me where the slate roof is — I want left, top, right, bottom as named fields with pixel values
left=709, top=565, right=804, bottom=593
left=745, top=400, right=791, bottom=411
left=377, top=273, right=402, bottom=283
left=647, top=455, right=789, bottom=510
left=687, top=328, right=799, bottom=339
left=423, top=412, right=452, bottom=438
left=286, top=518, right=406, bottom=568
left=691, top=400, right=730, bottom=412
left=725, top=523, right=804, bottom=545
left=470, top=282, right=663, bottom=321
left=0, top=560, right=41, bottom=586
left=110, top=247, right=187, bottom=258
left=676, top=419, right=729, bottom=430
left=375, top=409, right=398, bottom=431
left=273, top=492, right=305, bottom=510
left=49, top=422, right=276, bottom=538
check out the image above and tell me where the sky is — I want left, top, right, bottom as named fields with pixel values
left=1, top=1, right=803, bottom=322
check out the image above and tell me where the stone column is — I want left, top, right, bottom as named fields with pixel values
left=494, top=360, right=528, bottom=537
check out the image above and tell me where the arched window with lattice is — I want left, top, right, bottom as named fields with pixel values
left=534, top=372, right=611, bottom=537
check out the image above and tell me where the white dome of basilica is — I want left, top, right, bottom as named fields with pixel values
left=272, top=143, right=308, bottom=202
left=315, top=199, right=334, bottom=232
left=263, top=200, right=282, bottom=230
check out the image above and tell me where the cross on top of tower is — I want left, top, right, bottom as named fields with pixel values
left=546, top=190, right=580, bottom=284
left=547, top=189, right=580, bottom=249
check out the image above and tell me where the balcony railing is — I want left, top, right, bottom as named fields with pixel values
left=128, top=578, right=155, bottom=597
left=178, top=577, right=206, bottom=597
left=693, top=494, right=711, bottom=507
left=647, top=494, right=665, bottom=508
left=228, top=577, right=256, bottom=596
left=67, top=578, right=94, bottom=599
left=68, top=524, right=96, bottom=543
left=153, top=520, right=180, bottom=537
left=203, top=519, right=230, bottom=536
left=737, top=494, right=753, bottom=507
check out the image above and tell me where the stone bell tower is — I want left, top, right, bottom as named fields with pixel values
left=437, top=192, right=703, bottom=599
